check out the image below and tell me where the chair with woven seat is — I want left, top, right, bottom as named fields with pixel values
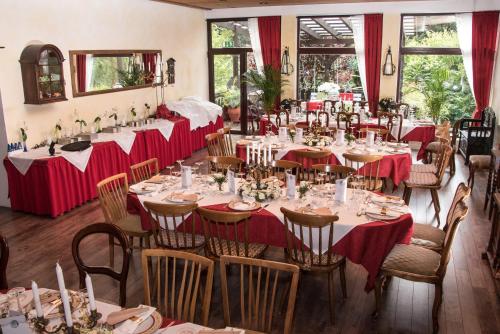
left=0, top=234, right=9, bottom=290
left=206, top=132, right=225, bottom=156
left=217, top=127, right=234, bottom=156
left=343, top=153, right=384, bottom=191
left=141, top=249, right=214, bottom=326
left=373, top=191, right=469, bottom=333
left=275, top=109, right=290, bottom=128
left=403, top=145, right=452, bottom=226
left=206, top=155, right=244, bottom=174
left=377, top=111, right=403, bottom=142
left=143, top=201, right=205, bottom=252
left=72, top=223, right=131, bottom=307
left=270, top=160, right=303, bottom=183
left=130, top=158, right=159, bottom=184
left=97, top=173, right=152, bottom=265
left=410, top=137, right=449, bottom=174
left=219, top=255, right=300, bottom=334
left=197, top=207, right=268, bottom=260
left=294, top=149, right=332, bottom=166
left=424, top=120, right=450, bottom=163
left=411, top=182, right=471, bottom=252
left=311, top=164, right=355, bottom=184
left=468, top=155, right=491, bottom=190
left=280, top=207, right=346, bottom=324
left=336, top=112, right=360, bottom=130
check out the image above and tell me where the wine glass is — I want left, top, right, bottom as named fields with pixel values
left=166, top=166, right=174, bottom=179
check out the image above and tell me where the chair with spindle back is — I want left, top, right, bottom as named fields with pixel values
left=143, top=202, right=205, bottom=252
left=280, top=207, right=347, bottom=324
left=305, top=110, right=318, bottom=125
left=275, top=109, right=290, bottom=128
left=271, top=160, right=303, bottom=183
left=0, top=234, right=8, bottom=290
left=206, top=156, right=244, bottom=174
left=130, top=158, right=159, bottom=184
left=97, top=173, right=152, bottom=265
left=323, top=100, right=334, bottom=113
left=197, top=207, right=268, bottom=260
left=412, top=137, right=449, bottom=174
left=377, top=112, right=403, bottom=142
left=318, top=110, right=330, bottom=127
left=395, top=102, right=410, bottom=118
left=72, top=223, right=131, bottom=307
left=219, top=255, right=300, bottom=334
left=343, top=153, right=384, bottom=191
left=294, top=149, right=332, bottom=181
left=218, top=127, right=234, bottom=156
left=206, top=133, right=224, bottom=156
left=403, top=145, right=452, bottom=226
left=141, top=249, right=214, bottom=326
left=336, top=112, right=360, bottom=131
left=373, top=190, right=469, bottom=333
left=311, top=164, right=355, bottom=184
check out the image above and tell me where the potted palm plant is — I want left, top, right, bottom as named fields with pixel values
left=244, top=65, right=287, bottom=117
left=420, top=68, right=450, bottom=123
left=223, top=88, right=241, bottom=123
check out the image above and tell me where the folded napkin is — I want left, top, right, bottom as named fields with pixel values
left=232, top=201, right=255, bottom=210
left=237, top=139, right=251, bottom=145
left=170, top=193, right=198, bottom=202
left=106, top=307, right=147, bottom=326
left=145, top=174, right=165, bottom=184
left=365, top=206, right=402, bottom=219
left=371, top=195, right=405, bottom=206
left=130, top=184, right=157, bottom=194
left=297, top=206, right=332, bottom=215
left=114, top=305, right=155, bottom=334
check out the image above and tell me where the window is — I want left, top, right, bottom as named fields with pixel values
left=399, top=14, right=475, bottom=122
left=297, top=16, right=364, bottom=102
left=210, top=20, right=251, bottom=49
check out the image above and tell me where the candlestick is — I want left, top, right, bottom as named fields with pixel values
left=85, top=273, right=96, bottom=311
left=252, top=143, right=256, bottom=163
left=56, top=262, right=66, bottom=295
left=31, top=281, right=43, bottom=318
left=257, top=144, right=261, bottom=164
left=246, top=145, right=250, bottom=165
left=61, top=289, right=73, bottom=328
left=263, top=149, right=267, bottom=167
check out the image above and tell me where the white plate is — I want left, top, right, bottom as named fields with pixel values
left=133, top=311, right=162, bottom=334
left=371, top=196, right=405, bottom=206
left=130, top=185, right=157, bottom=195
left=164, top=193, right=201, bottom=203
left=228, top=201, right=261, bottom=211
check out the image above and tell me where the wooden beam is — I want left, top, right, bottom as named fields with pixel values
left=312, top=18, right=340, bottom=41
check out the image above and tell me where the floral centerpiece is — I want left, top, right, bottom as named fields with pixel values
left=238, top=178, right=281, bottom=202
left=303, top=135, right=332, bottom=147
left=130, top=106, right=137, bottom=120
left=298, top=181, right=312, bottom=199
left=211, top=173, right=227, bottom=191
left=94, top=116, right=102, bottom=133
left=75, top=119, right=87, bottom=134
left=378, top=97, right=396, bottom=112
left=289, top=128, right=296, bottom=143
left=20, top=123, right=28, bottom=152
left=345, top=133, right=356, bottom=145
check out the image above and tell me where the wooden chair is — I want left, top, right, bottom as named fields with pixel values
left=130, top=158, right=159, bottom=184
left=141, top=249, right=214, bottom=326
left=458, top=107, right=496, bottom=164
left=218, top=127, right=234, bottom=156
left=358, top=128, right=390, bottom=142
left=305, top=110, right=318, bottom=125
left=197, top=207, right=268, bottom=260
left=206, top=156, right=244, bottom=173
left=403, top=145, right=452, bottom=226
left=280, top=207, right=346, bottom=324
left=323, top=100, right=334, bottom=113
left=343, top=153, right=384, bottom=191
left=275, top=109, right=290, bottom=127
left=411, top=182, right=471, bottom=252
left=97, top=173, right=152, bottom=265
left=206, top=133, right=224, bottom=156
left=247, top=105, right=260, bottom=135
left=377, top=112, right=403, bottom=142
left=311, top=164, right=355, bottom=184
left=395, top=102, right=410, bottom=118
left=270, top=160, right=303, bottom=183
left=143, top=201, right=205, bottom=252
left=219, top=255, right=300, bottom=334
left=72, top=223, right=131, bottom=307
left=373, top=192, right=469, bottom=333
left=0, top=234, right=8, bottom=290
left=336, top=112, right=360, bottom=131
left=318, top=111, right=330, bottom=127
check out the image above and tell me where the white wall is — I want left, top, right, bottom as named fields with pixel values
left=0, top=0, right=208, bottom=146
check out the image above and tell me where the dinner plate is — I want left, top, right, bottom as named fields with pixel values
left=130, top=185, right=157, bottom=195
left=164, top=192, right=201, bottom=203
left=365, top=209, right=400, bottom=221
left=133, top=310, right=162, bottom=334
left=228, top=201, right=261, bottom=211
left=371, top=195, right=405, bottom=206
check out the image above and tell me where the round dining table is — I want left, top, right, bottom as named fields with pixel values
left=127, top=176, right=414, bottom=292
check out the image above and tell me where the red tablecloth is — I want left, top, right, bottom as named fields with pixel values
left=127, top=196, right=413, bottom=291
left=402, top=126, right=435, bottom=160
left=235, top=144, right=410, bottom=186
left=190, top=116, right=224, bottom=152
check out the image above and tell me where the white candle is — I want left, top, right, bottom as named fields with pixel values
left=257, top=145, right=261, bottom=164
left=263, top=149, right=267, bottom=167
left=246, top=144, right=250, bottom=165
left=31, top=281, right=43, bottom=318
left=61, top=289, right=73, bottom=327
left=252, top=143, right=256, bottom=162
left=268, top=144, right=272, bottom=162
left=85, top=273, right=96, bottom=311
left=56, top=262, right=66, bottom=295
left=271, top=160, right=276, bottom=167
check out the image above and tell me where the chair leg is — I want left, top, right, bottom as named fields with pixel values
left=430, top=189, right=441, bottom=227
left=339, top=260, right=347, bottom=300
left=449, top=154, right=455, bottom=176
left=108, top=235, right=115, bottom=268
left=468, top=165, right=475, bottom=190
left=327, top=271, right=336, bottom=324
left=432, top=282, right=443, bottom=334
left=403, top=186, right=412, bottom=205
left=372, top=274, right=383, bottom=318
left=145, top=235, right=151, bottom=249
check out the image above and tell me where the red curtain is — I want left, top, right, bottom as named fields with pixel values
left=471, top=11, right=499, bottom=119
left=76, top=54, right=86, bottom=93
left=258, top=16, right=282, bottom=108
left=142, top=53, right=157, bottom=84
left=364, top=14, right=383, bottom=116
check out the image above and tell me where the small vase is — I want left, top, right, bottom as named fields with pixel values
left=23, top=141, right=27, bottom=152
left=218, top=183, right=223, bottom=191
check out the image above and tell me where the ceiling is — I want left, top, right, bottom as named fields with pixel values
left=155, top=0, right=421, bottom=10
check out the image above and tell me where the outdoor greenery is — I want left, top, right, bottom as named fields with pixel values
left=244, top=65, right=287, bottom=114
left=401, top=28, right=475, bottom=122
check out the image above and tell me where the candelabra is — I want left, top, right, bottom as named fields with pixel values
left=33, top=309, right=101, bottom=334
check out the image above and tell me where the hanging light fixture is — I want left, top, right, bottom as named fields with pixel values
left=383, top=46, right=396, bottom=76
left=281, top=46, right=294, bottom=75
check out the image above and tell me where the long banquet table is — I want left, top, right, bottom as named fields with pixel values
left=3, top=115, right=223, bottom=217
left=127, top=177, right=413, bottom=291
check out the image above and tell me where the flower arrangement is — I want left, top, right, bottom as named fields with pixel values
left=298, top=181, right=312, bottom=199
left=378, top=97, right=396, bottom=112
left=109, top=110, right=119, bottom=126
left=211, top=173, right=227, bottom=191
left=75, top=119, right=87, bottom=133
left=303, top=135, right=332, bottom=147
left=54, top=119, right=62, bottom=139
left=94, top=116, right=102, bottom=133
left=238, top=179, right=281, bottom=202
left=317, top=82, right=340, bottom=95
left=289, top=128, right=296, bottom=143
left=345, top=133, right=356, bottom=145
left=145, top=103, right=151, bottom=118
left=130, top=106, right=137, bottom=120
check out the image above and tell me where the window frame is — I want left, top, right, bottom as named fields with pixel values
left=397, top=13, right=462, bottom=101
left=296, top=15, right=358, bottom=100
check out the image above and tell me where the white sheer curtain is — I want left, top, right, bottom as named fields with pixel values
left=85, top=55, right=94, bottom=92
left=350, top=15, right=367, bottom=99
left=248, top=18, right=264, bottom=73
left=456, top=13, right=475, bottom=100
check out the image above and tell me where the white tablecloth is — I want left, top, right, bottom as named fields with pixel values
left=166, top=97, right=222, bottom=130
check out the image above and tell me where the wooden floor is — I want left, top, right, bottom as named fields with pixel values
left=0, top=148, right=499, bottom=333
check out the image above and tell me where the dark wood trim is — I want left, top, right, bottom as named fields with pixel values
left=211, top=48, right=253, bottom=54
left=68, top=49, right=161, bottom=98
left=297, top=47, right=356, bottom=54
left=207, top=17, right=249, bottom=23
left=397, top=14, right=404, bottom=102
left=400, top=47, right=462, bottom=55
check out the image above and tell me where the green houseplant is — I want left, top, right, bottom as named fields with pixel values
left=244, top=65, right=287, bottom=117
left=420, top=68, right=450, bottom=123
left=223, top=88, right=241, bottom=123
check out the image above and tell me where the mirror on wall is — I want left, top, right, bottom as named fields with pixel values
left=69, top=50, right=162, bottom=97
